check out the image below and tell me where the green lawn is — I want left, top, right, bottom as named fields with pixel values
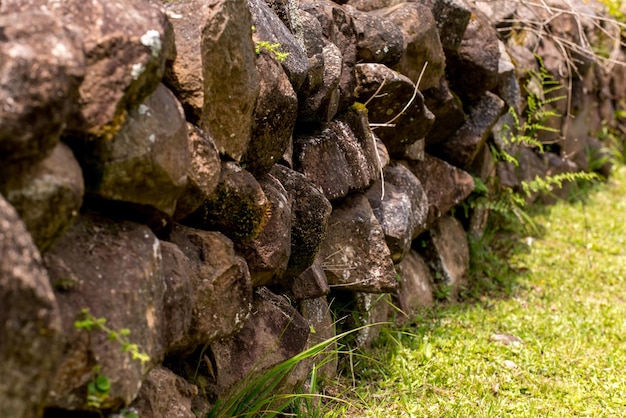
left=320, top=165, right=626, bottom=417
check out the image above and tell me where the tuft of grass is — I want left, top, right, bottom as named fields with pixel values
left=320, top=165, right=626, bottom=417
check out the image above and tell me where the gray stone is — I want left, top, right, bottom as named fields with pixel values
left=200, top=0, right=260, bottom=161
left=288, top=261, right=330, bottom=301
left=402, top=154, right=474, bottom=226
left=297, top=9, right=326, bottom=96
left=242, top=52, right=298, bottom=175
left=159, top=241, right=194, bottom=355
left=181, top=162, right=270, bottom=243
left=354, top=63, right=435, bottom=157
left=78, top=83, right=189, bottom=221
left=418, top=215, right=469, bottom=300
left=446, top=12, right=500, bottom=101
left=249, top=0, right=309, bottom=91
left=294, top=115, right=379, bottom=201
left=3, top=0, right=171, bottom=139
left=168, top=225, right=253, bottom=347
left=204, top=287, right=310, bottom=402
left=298, top=38, right=342, bottom=124
left=44, top=215, right=165, bottom=410
left=299, top=296, right=337, bottom=382
left=373, top=2, right=446, bottom=90
left=270, top=165, right=333, bottom=279
left=433, top=91, right=505, bottom=169
left=366, top=163, right=429, bottom=263
left=173, top=124, right=221, bottom=221
left=131, top=366, right=199, bottom=418
left=347, top=5, right=403, bottom=66
left=497, top=41, right=523, bottom=115
left=236, top=173, right=292, bottom=287
left=0, top=142, right=84, bottom=253
left=395, top=250, right=434, bottom=325
left=423, top=78, right=466, bottom=147
left=431, top=0, right=472, bottom=52
left=265, top=0, right=302, bottom=34
left=0, top=195, right=63, bottom=418
left=300, top=0, right=358, bottom=111
left=319, top=193, right=396, bottom=293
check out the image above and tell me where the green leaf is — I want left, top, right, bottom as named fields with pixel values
left=95, top=374, right=110, bottom=394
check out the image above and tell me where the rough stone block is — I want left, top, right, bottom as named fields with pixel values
left=402, top=154, right=474, bottom=226
left=417, top=215, right=469, bottom=300
left=433, top=91, right=505, bottom=169
left=78, top=83, right=190, bottom=220
left=354, top=63, right=435, bottom=157
left=236, top=173, right=293, bottom=287
left=319, top=193, right=397, bottom=293
left=44, top=215, right=166, bottom=410
left=395, top=250, right=434, bottom=325
left=173, top=124, right=221, bottom=221
left=270, top=165, right=333, bottom=279
left=200, top=0, right=260, bottom=161
left=0, top=196, right=63, bottom=418
left=181, top=162, right=270, bottom=243
left=373, top=2, right=446, bottom=90
left=0, top=142, right=84, bottom=252
left=168, top=225, right=253, bottom=347
left=0, top=12, right=84, bottom=164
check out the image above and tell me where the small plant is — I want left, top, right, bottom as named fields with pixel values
left=74, top=309, right=150, bottom=415
left=255, top=40, right=290, bottom=62
left=74, top=308, right=150, bottom=365
left=86, top=369, right=111, bottom=409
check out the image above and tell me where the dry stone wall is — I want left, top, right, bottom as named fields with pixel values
left=0, top=0, right=624, bottom=416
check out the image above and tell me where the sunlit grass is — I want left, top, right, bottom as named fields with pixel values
left=320, top=165, right=626, bottom=417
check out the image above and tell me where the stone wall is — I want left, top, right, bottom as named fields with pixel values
left=0, top=0, right=624, bottom=416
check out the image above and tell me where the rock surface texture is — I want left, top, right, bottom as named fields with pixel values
left=0, top=0, right=623, bottom=415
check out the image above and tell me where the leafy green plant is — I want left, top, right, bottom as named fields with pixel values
left=74, top=308, right=150, bottom=365
left=74, top=309, right=150, bottom=415
left=254, top=41, right=290, bottom=63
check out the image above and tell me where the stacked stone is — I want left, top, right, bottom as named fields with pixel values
left=0, top=0, right=622, bottom=416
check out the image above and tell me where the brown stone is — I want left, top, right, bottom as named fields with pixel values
left=204, top=287, right=310, bottom=402
left=131, top=366, right=199, bottom=418
left=270, top=165, right=333, bottom=279
left=44, top=214, right=166, bottom=410
left=373, top=2, right=445, bottom=90
left=294, top=114, right=379, bottom=201
left=0, top=142, right=84, bottom=253
left=168, top=225, right=253, bottom=347
left=173, top=124, right=221, bottom=221
left=236, top=173, right=292, bottom=287
left=0, top=12, right=84, bottom=164
left=3, top=0, right=172, bottom=139
left=354, top=63, right=435, bottom=157
left=200, top=0, right=260, bottom=161
left=77, top=83, right=189, bottom=222
left=402, top=155, right=474, bottom=225
left=180, top=162, right=270, bottom=243
left=417, top=215, right=469, bottom=300
left=0, top=195, right=63, bottom=418
left=242, top=52, right=298, bottom=175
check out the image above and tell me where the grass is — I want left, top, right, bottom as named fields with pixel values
left=317, top=164, right=626, bottom=417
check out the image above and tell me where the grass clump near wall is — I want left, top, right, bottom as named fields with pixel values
left=317, top=165, right=626, bottom=417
